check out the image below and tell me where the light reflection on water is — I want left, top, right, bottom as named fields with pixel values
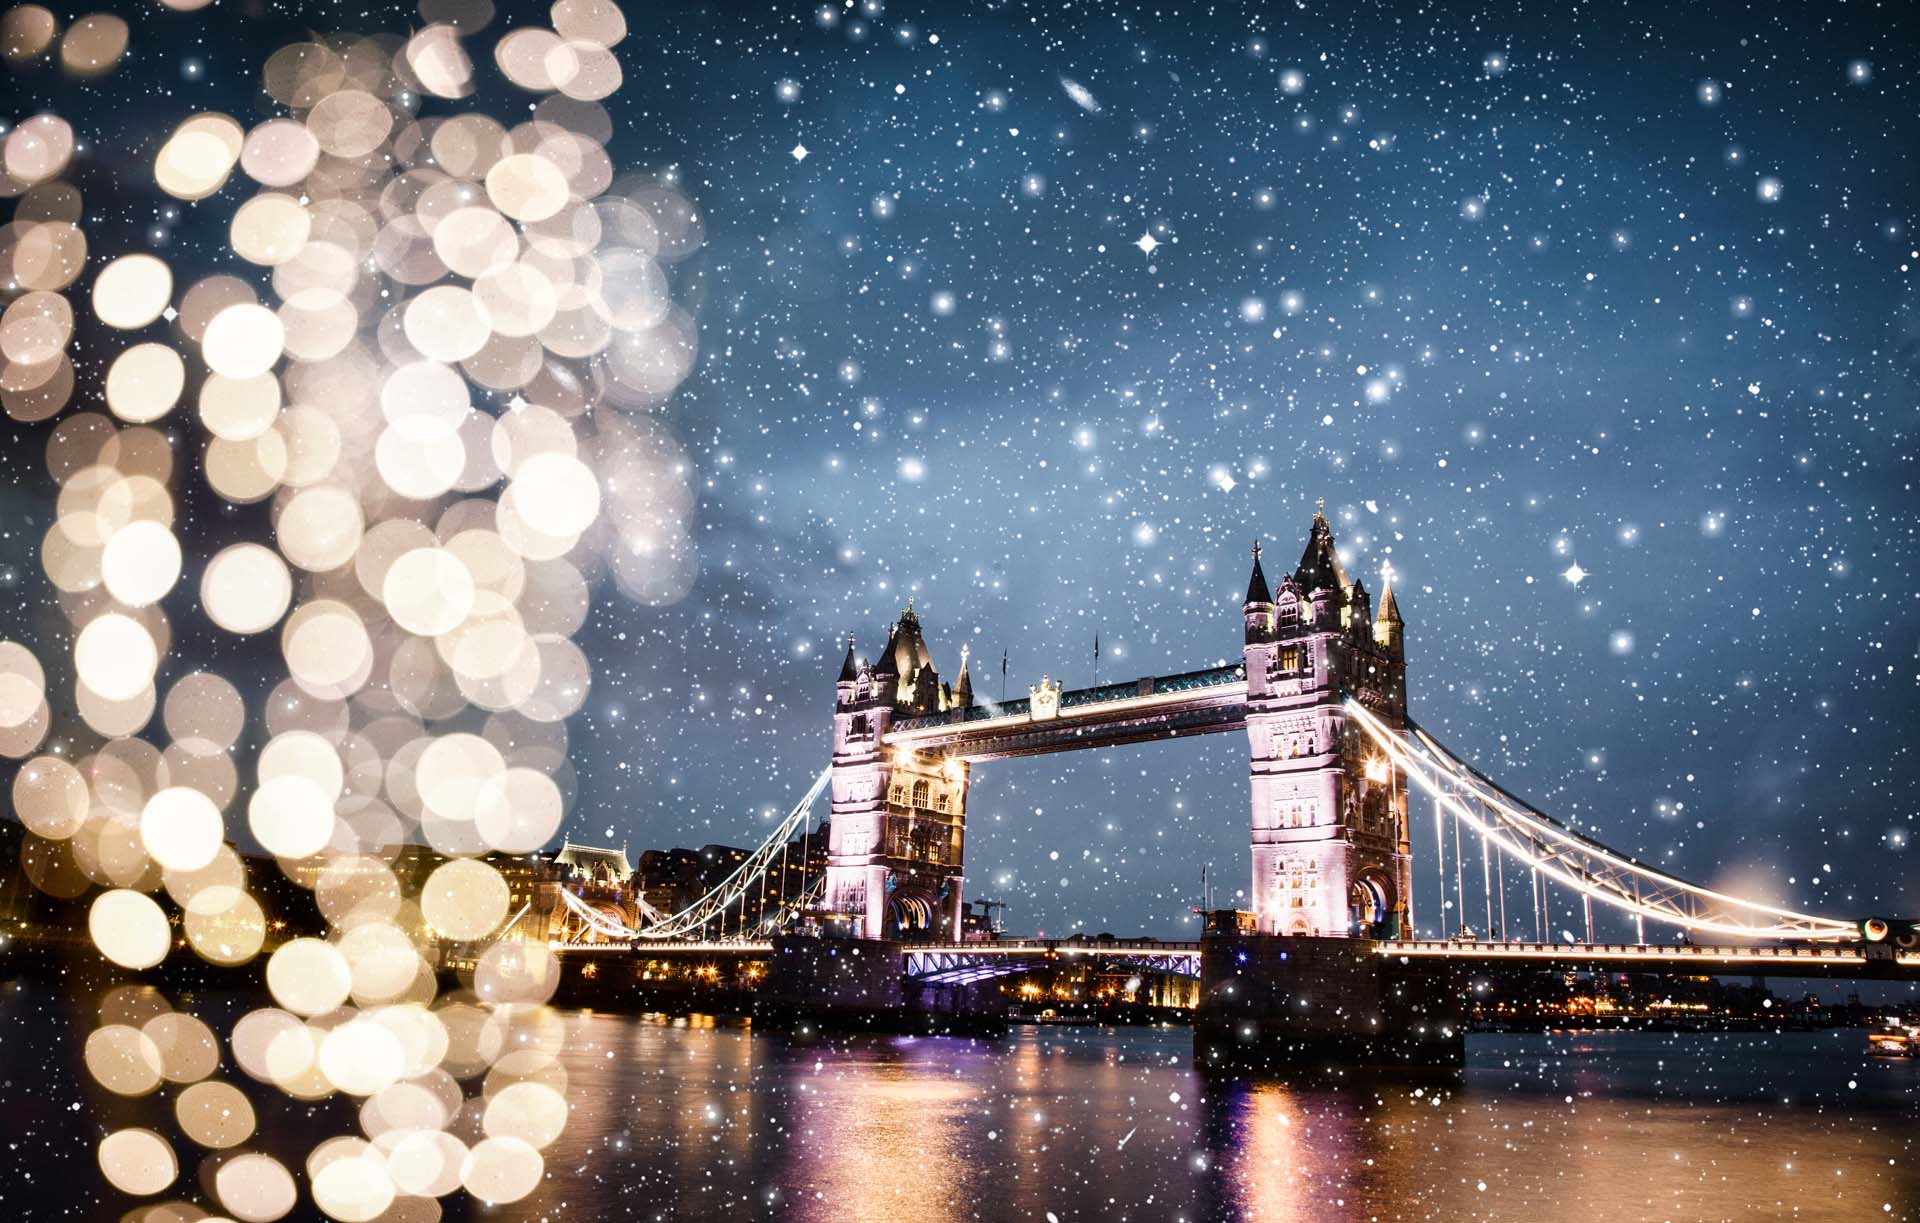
left=535, top=1016, right=1920, bottom=1222
left=8, top=983, right=1919, bottom=1221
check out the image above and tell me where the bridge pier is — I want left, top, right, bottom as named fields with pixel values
left=761, top=934, right=1008, bottom=1035
left=1194, top=933, right=1466, bottom=1069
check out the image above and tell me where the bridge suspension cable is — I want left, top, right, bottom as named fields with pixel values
left=553, top=767, right=832, bottom=944
left=1345, top=701, right=1857, bottom=942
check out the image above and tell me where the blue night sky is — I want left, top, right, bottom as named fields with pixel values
left=3, top=0, right=1916, bottom=938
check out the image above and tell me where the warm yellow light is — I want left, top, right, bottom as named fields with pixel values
left=201, top=303, right=284, bottom=379
left=421, top=859, right=509, bottom=941
left=73, top=613, right=157, bottom=701
left=139, top=786, right=224, bottom=872
left=200, top=543, right=292, bottom=634
left=92, top=254, right=173, bottom=329
left=97, top=1127, right=177, bottom=1196
left=90, top=890, right=171, bottom=970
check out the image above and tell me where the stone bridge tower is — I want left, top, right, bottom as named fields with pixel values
left=1241, top=506, right=1412, bottom=937
left=823, top=603, right=974, bottom=939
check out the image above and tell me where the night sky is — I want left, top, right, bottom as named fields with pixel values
left=4, top=0, right=1916, bottom=938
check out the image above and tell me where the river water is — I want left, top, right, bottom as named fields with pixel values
left=6, top=987, right=1919, bottom=1221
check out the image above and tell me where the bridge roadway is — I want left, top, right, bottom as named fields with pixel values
left=558, top=936, right=1920, bottom=983
left=883, top=666, right=1248, bottom=761
left=1379, top=939, right=1920, bottom=980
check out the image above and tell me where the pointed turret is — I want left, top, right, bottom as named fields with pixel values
left=1373, top=566, right=1404, bottom=656
left=884, top=598, right=933, bottom=684
left=837, top=634, right=858, bottom=683
left=1245, top=539, right=1273, bottom=605
left=1294, top=499, right=1350, bottom=596
left=952, top=643, right=974, bottom=708
left=1243, top=539, right=1274, bottom=643
left=1376, top=572, right=1402, bottom=626
left=1348, top=576, right=1371, bottom=636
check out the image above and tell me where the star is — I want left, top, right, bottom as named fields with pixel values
left=1134, top=232, right=1159, bottom=255
left=1563, top=563, right=1587, bottom=585
left=790, top=142, right=809, bottom=161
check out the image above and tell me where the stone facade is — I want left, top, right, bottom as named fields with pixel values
left=823, top=603, right=973, bottom=939
left=1242, top=509, right=1412, bottom=937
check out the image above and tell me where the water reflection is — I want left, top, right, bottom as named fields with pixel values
left=7, top=983, right=1919, bottom=1221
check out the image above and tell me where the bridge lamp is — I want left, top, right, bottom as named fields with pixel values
left=942, top=757, right=964, bottom=781
left=1363, top=756, right=1389, bottom=783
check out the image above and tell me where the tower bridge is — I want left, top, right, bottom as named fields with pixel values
left=551, top=505, right=1920, bottom=1064
left=823, top=504, right=1412, bottom=943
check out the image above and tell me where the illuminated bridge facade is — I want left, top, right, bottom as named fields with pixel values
left=822, top=505, right=1413, bottom=943
left=545, top=507, right=1919, bottom=1065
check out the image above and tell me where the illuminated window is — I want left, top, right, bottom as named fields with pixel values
left=1278, top=646, right=1300, bottom=671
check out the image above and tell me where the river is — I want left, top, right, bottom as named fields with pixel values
left=5, top=986, right=1917, bottom=1221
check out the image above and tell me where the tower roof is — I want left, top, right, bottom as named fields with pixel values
left=1376, top=569, right=1403, bottom=624
left=872, top=625, right=899, bottom=675
left=1244, top=540, right=1273, bottom=605
left=837, top=633, right=858, bottom=682
left=552, top=840, right=633, bottom=883
left=1294, top=501, right=1350, bottom=594
left=884, top=601, right=934, bottom=680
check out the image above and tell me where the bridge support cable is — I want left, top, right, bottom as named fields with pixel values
left=1346, top=702, right=1857, bottom=942
left=1480, top=830, right=1494, bottom=941
left=1530, top=868, right=1542, bottom=943
left=632, top=766, right=832, bottom=941
left=1451, top=803, right=1466, bottom=937
left=548, top=767, right=832, bottom=945
left=1495, top=850, right=1508, bottom=943
left=1432, top=796, right=1448, bottom=938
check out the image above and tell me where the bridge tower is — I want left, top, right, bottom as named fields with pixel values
left=823, top=603, right=974, bottom=939
left=1241, top=506, right=1412, bottom=937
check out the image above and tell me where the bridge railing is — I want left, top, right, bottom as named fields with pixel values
left=1377, top=940, right=1868, bottom=961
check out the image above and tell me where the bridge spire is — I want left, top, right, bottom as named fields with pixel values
left=837, top=633, right=859, bottom=683
left=1295, top=501, right=1348, bottom=595
left=1376, top=566, right=1402, bottom=625
left=1244, top=539, right=1273, bottom=605
left=952, top=642, right=974, bottom=707
left=1374, top=565, right=1404, bottom=655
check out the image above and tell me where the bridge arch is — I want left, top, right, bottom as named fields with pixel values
left=1349, top=874, right=1391, bottom=936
